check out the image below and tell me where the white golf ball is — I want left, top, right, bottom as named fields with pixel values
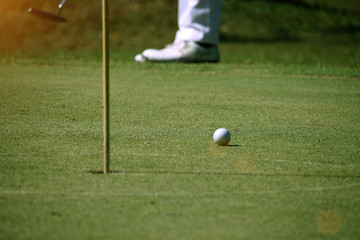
left=213, top=128, right=231, bottom=146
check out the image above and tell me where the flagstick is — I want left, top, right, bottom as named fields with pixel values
left=102, top=0, right=110, bottom=174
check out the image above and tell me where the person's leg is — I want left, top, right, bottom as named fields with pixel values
left=135, top=0, right=222, bottom=63
left=175, top=0, right=222, bottom=45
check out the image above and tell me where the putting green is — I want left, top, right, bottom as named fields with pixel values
left=1, top=0, right=360, bottom=239
left=0, top=56, right=359, bottom=239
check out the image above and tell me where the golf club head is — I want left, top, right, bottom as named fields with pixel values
left=28, top=8, right=66, bottom=22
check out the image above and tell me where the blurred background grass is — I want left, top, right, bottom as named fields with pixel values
left=0, top=0, right=359, bottom=60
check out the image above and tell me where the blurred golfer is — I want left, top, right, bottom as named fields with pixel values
left=135, top=0, right=222, bottom=63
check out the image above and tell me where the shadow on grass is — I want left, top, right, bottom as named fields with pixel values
left=88, top=170, right=359, bottom=179
left=220, top=34, right=301, bottom=43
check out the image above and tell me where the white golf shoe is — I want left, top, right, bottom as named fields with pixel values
left=134, top=41, right=219, bottom=63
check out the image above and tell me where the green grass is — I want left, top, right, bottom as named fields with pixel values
left=1, top=49, right=359, bottom=239
left=1, top=0, right=360, bottom=239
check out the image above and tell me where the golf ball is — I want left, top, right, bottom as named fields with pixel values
left=213, top=128, right=231, bottom=146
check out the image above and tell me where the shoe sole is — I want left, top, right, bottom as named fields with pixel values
left=135, top=55, right=219, bottom=63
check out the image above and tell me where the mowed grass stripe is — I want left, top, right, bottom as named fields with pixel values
left=1, top=183, right=359, bottom=197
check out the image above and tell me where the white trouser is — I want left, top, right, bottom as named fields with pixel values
left=174, top=0, right=222, bottom=45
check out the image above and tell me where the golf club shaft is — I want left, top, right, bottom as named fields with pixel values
left=57, top=0, right=67, bottom=16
